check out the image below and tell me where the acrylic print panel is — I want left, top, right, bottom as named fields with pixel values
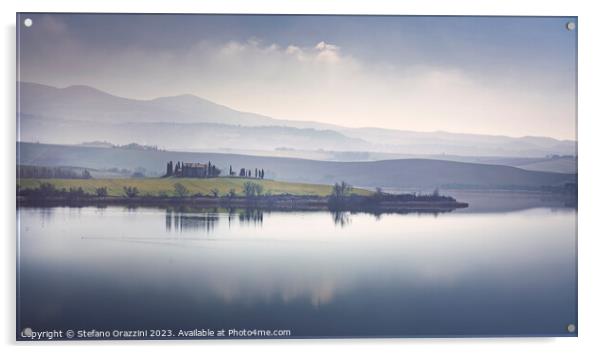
left=16, top=14, right=577, bottom=340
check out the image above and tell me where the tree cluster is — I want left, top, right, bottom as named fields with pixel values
left=116, top=143, right=160, bottom=151
left=173, top=182, right=189, bottom=197
left=18, top=165, right=92, bottom=179
left=238, top=167, right=265, bottom=179
left=18, top=182, right=89, bottom=200
left=243, top=181, right=264, bottom=197
left=331, top=181, right=353, bottom=199
left=123, top=186, right=139, bottom=198
left=165, top=161, right=221, bottom=178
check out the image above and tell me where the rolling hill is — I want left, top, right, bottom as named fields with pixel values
left=17, top=142, right=576, bottom=190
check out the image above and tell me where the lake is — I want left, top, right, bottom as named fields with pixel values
left=16, top=192, right=577, bottom=339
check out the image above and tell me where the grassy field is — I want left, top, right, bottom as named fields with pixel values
left=17, top=177, right=372, bottom=197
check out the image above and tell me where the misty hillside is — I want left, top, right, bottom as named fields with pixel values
left=18, top=82, right=576, bottom=158
left=18, top=142, right=576, bottom=190
left=19, top=115, right=372, bottom=152
left=339, top=127, right=576, bottom=158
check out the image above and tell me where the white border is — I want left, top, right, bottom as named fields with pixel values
left=2, top=1, right=601, bottom=353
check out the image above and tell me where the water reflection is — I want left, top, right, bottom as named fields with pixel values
left=164, top=208, right=265, bottom=234
left=17, top=200, right=578, bottom=337
left=162, top=207, right=453, bottom=233
left=165, top=210, right=219, bottom=233
left=331, top=210, right=351, bottom=227
left=238, top=208, right=264, bottom=226
left=330, top=210, right=450, bottom=228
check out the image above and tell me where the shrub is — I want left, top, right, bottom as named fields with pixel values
left=254, top=184, right=264, bottom=196
left=173, top=182, right=189, bottom=197
left=67, top=187, right=86, bottom=199
left=123, top=186, right=139, bottom=198
left=243, top=182, right=264, bottom=197
left=95, top=187, right=108, bottom=197
left=38, top=182, right=57, bottom=196
left=331, top=181, right=352, bottom=198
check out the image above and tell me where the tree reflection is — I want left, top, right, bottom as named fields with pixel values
left=331, top=211, right=351, bottom=228
left=162, top=206, right=455, bottom=233
left=164, top=207, right=265, bottom=234
left=165, top=210, right=219, bottom=233
left=238, top=208, right=264, bottom=226
left=330, top=209, right=454, bottom=228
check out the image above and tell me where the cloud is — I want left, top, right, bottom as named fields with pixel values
left=208, top=39, right=346, bottom=65
left=313, top=41, right=342, bottom=63
left=19, top=31, right=576, bottom=140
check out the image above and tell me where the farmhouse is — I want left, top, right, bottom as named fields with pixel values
left=179, top=162, right=208, bottom=177
left=165, top=161, right=219, bottom=178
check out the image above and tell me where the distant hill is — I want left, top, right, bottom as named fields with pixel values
left=19, top=115, right=371, bottom=152
left=17, top=142, right=576, bottom=190
left=19, top=81, right=283, bottom=126
left=197, top=148, right=577, bottom=173
left=18, top=82, right=576, bottom=158
left=511, top=157, right=577, bottom=174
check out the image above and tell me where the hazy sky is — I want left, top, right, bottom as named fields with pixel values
left=18, top=14, right=577, bottom=140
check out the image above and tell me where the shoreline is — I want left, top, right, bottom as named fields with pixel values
left=17, top=195, right=469, bottom=213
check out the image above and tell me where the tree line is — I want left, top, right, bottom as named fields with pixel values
left=165, top=161, right=221, bottom=178
left=165, top=161, right=266, bottom=180
left=231, top=166, right=265, bottom=179
left=18, top=182, right=269, bottom=200
left=18, top=165, right=92, bottom=179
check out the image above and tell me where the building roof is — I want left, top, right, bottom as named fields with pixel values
left=182, top=162, right=207, bottom=168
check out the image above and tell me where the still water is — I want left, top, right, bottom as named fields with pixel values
left=17, top=196, right=577, bottom=338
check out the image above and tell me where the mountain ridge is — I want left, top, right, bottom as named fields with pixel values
left=19, top=81, right=574, bottom=141
left=17, top=81, right=577, bottom=158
